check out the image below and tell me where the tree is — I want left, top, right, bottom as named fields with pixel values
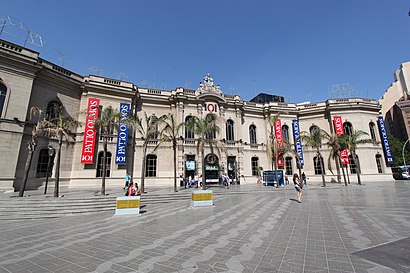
left=300, top=127, right=328, bottom=187
left=93, top=106, right=122, bottom=196
left=339, top=130, right=373, bottom=185
left=156, top=113, right=184, bottom=192
left=185, top=113, right=221, bottom=190
left=134, top=112, right=163, bottom=193
left=19, top=107, right=45, bottom=197
left=388, top=135, right=410, bottom=166
left=42, top=105, right=79, bottom=197
left=325, top=133, right=348, bottom=186
left=266, top=113, right=287, bottom=187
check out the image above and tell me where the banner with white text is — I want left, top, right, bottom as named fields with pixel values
left=333, top=116, right=349, bottom=165
left=115, top=103, right=130, bottom=164
left=81, top=98, right=100, bottom=164
left=292, top=120, right=304, bottom=167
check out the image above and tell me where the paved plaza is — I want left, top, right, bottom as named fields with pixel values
left=0, top=180, right=409, bottom=273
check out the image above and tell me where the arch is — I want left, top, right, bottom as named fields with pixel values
left=313, top=155, right=325, bottom=175
left=251, top=156, right=259, bottom=176
left=375, top=154, right=383, bottom=173
left=96, top=151, right=112, bottom=177
left=46, top=100, right=62, bottom=121
left=309, top=125, right=319, bottom=136
left=282, top=125, right=290, bottom=142
left=0, top=80, right=8, bottom=117
left=343, top=122, right=353, bottom=136
left=285, top=156, right=293, bottom=175
left=226, top=119, right=234, bottom=141
left=185, top=116, right=194, bottom=139
left=36, top=148, right=54, bottom=178
left=249, top=124, right=257, bottom=145
left=369, top=122, right=377, bottom=141
left=204, top=153, right=219, bottom=184
left=146, top=154, right=157, bottom=177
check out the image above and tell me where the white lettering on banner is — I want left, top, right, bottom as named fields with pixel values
left=292, top=120, right=304, bottom=166
left=333, top=116, right=349, bottom=165
left=377, top=117, right=394, bottom=165
left=81, top=98, right=100, bottom=164
left=115, top=103, right=130, bottom=164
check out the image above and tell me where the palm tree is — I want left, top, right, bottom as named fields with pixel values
left=19, top=107, right=45, bottom=197
left=185, top=113, right=221, bottom=190
left=156, top=113, right=184, bottom=192
left=340, top=130, right=373, bottom=185
left=93, top=106, right=122, bottom=196
left=134, top=112, right=163, bottom=193
left=42, top=105, right=79, bottom=197
left=266, top=113, right=284, bottom=187
left=300, top=126, right=328, bottom=187
left=325, top=133, right=348, bottom=186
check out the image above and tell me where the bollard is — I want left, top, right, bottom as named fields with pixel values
left=192, top=190, right=213, bottom=207
left=115, top=196, right=140, bottom=215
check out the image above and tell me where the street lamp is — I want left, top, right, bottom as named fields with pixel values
left=44, top=145, right=55, bottom=194
left=402, top=138, right=410, bottom=167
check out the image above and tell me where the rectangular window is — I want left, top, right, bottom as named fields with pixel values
left=285, top=157, right=293, bottom=175
left=251, top=157, right=259, bottom=176
left=146, top=156, right=157, bottom=177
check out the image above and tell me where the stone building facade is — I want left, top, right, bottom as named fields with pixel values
left=0, top=39, right=392, bottom=191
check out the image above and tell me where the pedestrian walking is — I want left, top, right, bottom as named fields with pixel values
left=301, top=172, right=307, bottom=185
left=123, top=173, right=131, bottom=189
left=293, top=173, right=303, bottom=203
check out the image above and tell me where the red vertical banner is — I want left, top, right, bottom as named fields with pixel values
left=81, top=98, right=100, bottom=164
left=333, top=116, right=349, bottom=165
left=274, top=119, right=284, bottom=167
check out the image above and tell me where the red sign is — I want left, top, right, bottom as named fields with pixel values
left=274, top=119, right=284, bottom=167
left=333, top=116, right=349, bottom=165
left=81, top=98, right=100, bottom=164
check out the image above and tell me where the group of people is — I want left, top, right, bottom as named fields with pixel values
left=124, top=174, right=141, bottom=196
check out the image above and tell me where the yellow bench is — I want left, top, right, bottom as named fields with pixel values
left=115, top=196, right=140, bottom=215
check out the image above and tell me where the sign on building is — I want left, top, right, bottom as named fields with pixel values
left=115, top=103, right=130, bottom=164
left=81, top=98, right=100, bottom=164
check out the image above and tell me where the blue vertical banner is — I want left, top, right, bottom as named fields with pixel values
left=377, top=116, right=394, bottom=166
left=115, top=103, right=130, bottom=164
left=292, top=120, right=304, bottom=167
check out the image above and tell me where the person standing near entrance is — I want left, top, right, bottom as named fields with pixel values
left=123, top=173, right=131, bottom=189
left=293, top=173, right=303, bottom=203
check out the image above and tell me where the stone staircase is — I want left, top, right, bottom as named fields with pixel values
left=0, top=192, right=193, bottom=221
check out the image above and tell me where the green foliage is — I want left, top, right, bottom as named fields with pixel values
left=388, top=135, right=410, bottom=166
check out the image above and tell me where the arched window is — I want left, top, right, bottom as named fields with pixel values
left=226, top=119, right=234, bottom=141
left=285, top=156, right=293, bottom=175
left=146, top=154, right=157, bottom=177
left=36, top=149, right=54, bottom=178
left=348, top=154, right=358, bottom=174
left=46, top=101, right=62, bottom=122
left=249, top=125, right=257, bottom=145
left=343, top=122, right=353, bottom=136
left=251, top=157, right=259, bottom=176
left=0, top=81, right=7, bottom=116
left=185, top=116, right=194, bottom=139
left=375, top=154, right=383, bottom=173
left=282, top=125, right=290, bottom=142
left=96, top=151, right=112, bottom=177
left=313, top=155, right=325, bottom=175
left=309, top=125, right=319, bottom=136
left=369, top=122, right=377, bottom=141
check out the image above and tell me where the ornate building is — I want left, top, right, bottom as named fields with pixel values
left=0, top=39, right=392, bottom=191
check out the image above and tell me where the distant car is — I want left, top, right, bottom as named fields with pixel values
left=392, top=166, right=410, bottom=180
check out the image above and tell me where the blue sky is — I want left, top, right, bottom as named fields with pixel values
left=1, top=0, right=410, bottom=103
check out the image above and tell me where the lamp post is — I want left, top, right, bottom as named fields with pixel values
left=44, top=145, right=55, bottom=194
left=402, top=138, right=410, bottom=167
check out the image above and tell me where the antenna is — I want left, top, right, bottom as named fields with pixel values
left=229, top=85, right=235, bottom=95
left=88, top=66, right=103, bottom=76
left=55, top=48, right=67, bottom=67
left=117, top=72, right=128, bottom=81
